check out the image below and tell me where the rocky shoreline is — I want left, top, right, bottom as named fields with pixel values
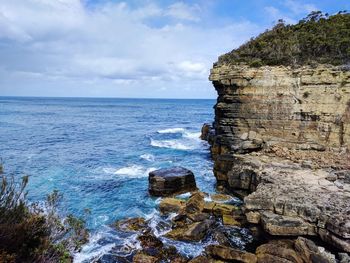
left=200, top=63, right=350, bottom=262
left=104, top=64, right=350, bottom=262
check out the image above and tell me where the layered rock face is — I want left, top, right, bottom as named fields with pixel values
left=209, top=64, right=350, bottom=154
left=206, top=64, right=350, bottom=254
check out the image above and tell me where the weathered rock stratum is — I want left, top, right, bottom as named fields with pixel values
left=209, top=64, right=350, bottom=154
left=205, top=63, right=350, bottom=255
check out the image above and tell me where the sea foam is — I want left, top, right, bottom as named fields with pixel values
left=140, top=153, right=155, bottom=162
left=150, top=139, right=193, bottom=150
left=103, top=165, right=157, bottom=178
left=157, top=127, right=185, bottom=134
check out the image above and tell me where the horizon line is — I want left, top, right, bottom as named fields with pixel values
left=0, top=95, right=217, bottom=100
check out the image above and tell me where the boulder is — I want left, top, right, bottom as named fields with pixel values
left=213, top=203, right=238, bottom=216
left=165, top=219, right=214, bottom=242
left=159, top=198, right=186, bottom=214
left=149, top=167, right=197, bottom=197
left=185, top=192, right=205, bottom=214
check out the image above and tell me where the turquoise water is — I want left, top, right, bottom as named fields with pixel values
left=0, top=97, right=222, bottom=261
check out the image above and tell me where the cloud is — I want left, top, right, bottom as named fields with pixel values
left=166, top=2, right=201, bottom=22
left=284, top=0, right=318, bottom=15
left=264, top=1, right=318, bottom=25
left=0, top=0, right=262, bottom=98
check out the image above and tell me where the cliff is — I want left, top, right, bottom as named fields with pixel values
left=209, top=64, right=350, bottom=154
left=204, top=63, right=350, bottom=254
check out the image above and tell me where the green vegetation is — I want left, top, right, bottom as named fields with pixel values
left=0, top=165, right=88, bottom=263
left=218, top=11, right=350, bottom=67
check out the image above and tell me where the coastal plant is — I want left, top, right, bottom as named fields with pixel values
left=219, top=11, right=350, bottom=67
left=0, top=165, right=89, bottom=263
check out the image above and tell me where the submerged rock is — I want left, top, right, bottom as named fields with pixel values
left=114, top=217, right=148, bottom=232
left=148, top=167, right=197, bottom=197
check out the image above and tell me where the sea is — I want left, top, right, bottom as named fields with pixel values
left=0, top=97, right=250, bottom=262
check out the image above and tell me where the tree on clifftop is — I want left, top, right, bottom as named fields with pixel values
left=218, top=11, right=350, bottom=67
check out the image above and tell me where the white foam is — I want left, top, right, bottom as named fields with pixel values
left=183, top=131, right=201, bottom=140
left=103, top=165, right=157, bottom=178
left=140, top=153, right=155, bottom=162
left=157, top=128, right=185, bottom=134
left=114, top=165, right=144, bottom=176
left=73, top=233, right=114, bottom=263
left=176, top=192, right=191, bottom=199
left=204, top=196, right=212, bottom=202
left=150, top=139, right=193, bottom=150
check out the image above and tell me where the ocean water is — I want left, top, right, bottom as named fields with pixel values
left=0, top=97, right=225, bottom=261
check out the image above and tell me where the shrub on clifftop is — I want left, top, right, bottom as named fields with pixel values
left=219, top=11, right=350, bottom=67
left=0, top=165, right=88, bottom=263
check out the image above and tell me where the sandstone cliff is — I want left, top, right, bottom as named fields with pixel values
left=204, top=63, right=350, bottom=254
left=209, top=64, right=350, bottom=154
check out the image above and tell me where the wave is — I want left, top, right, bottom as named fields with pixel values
left=150, top=139, right=193, bottom=150
left=103, top=165, right=157, bottom=178
left=140, top=153, right=155, bottom=162
left=74, top=228, right=141, bottom=263
left=73, top=232, right=115, bottom=263
left=157, top=127, right=201, bottom=141
left=157, top=127, right=185, bottom=134
left=183, top=131, right=201, bottom=140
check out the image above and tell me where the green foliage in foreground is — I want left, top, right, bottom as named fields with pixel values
left=0, top=165, right=89, bottom=263
left=218, top=11, right=350, bottom=67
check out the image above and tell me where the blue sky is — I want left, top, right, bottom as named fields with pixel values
left=0, top=0, right=349, bottom=99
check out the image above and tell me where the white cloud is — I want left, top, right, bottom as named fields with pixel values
left=0, top=0, right=262, bottom=98
left=284, top=0, right=318, bottom=15
left=264, top=0, right=318, bottom=25
left=166, top=2, right=201, bottom=22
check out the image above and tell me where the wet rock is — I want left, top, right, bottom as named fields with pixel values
left=203, top=201, right=216, bottom=213
left=114, top=217, right=148, bottom=232
left=185, top=192, right=205, bottom=214
left=210, top=193, right=234, bottom=202
left=205, top=245, right=257, bottom=263
left=165, top=219, right=214, bottom=242
left=213, top=203, right=238, bottom=216
left=149, top=167, right=197, bottom=197
left=201, top=123, right=211, bottom=140
left=187, top=212, right=210, bottom=222
left=138, top=234, right=163, bottom=250
left=222, top=214, right=241, bottom=226
left=159, top=198, right=186, bottom=214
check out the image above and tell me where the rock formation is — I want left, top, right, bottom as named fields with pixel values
left=205, top=63, right=350, bottom=255
left=148, top=167, right=197, bottom=196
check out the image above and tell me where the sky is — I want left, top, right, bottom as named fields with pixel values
left=0, top=0, right=349, bottom=99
